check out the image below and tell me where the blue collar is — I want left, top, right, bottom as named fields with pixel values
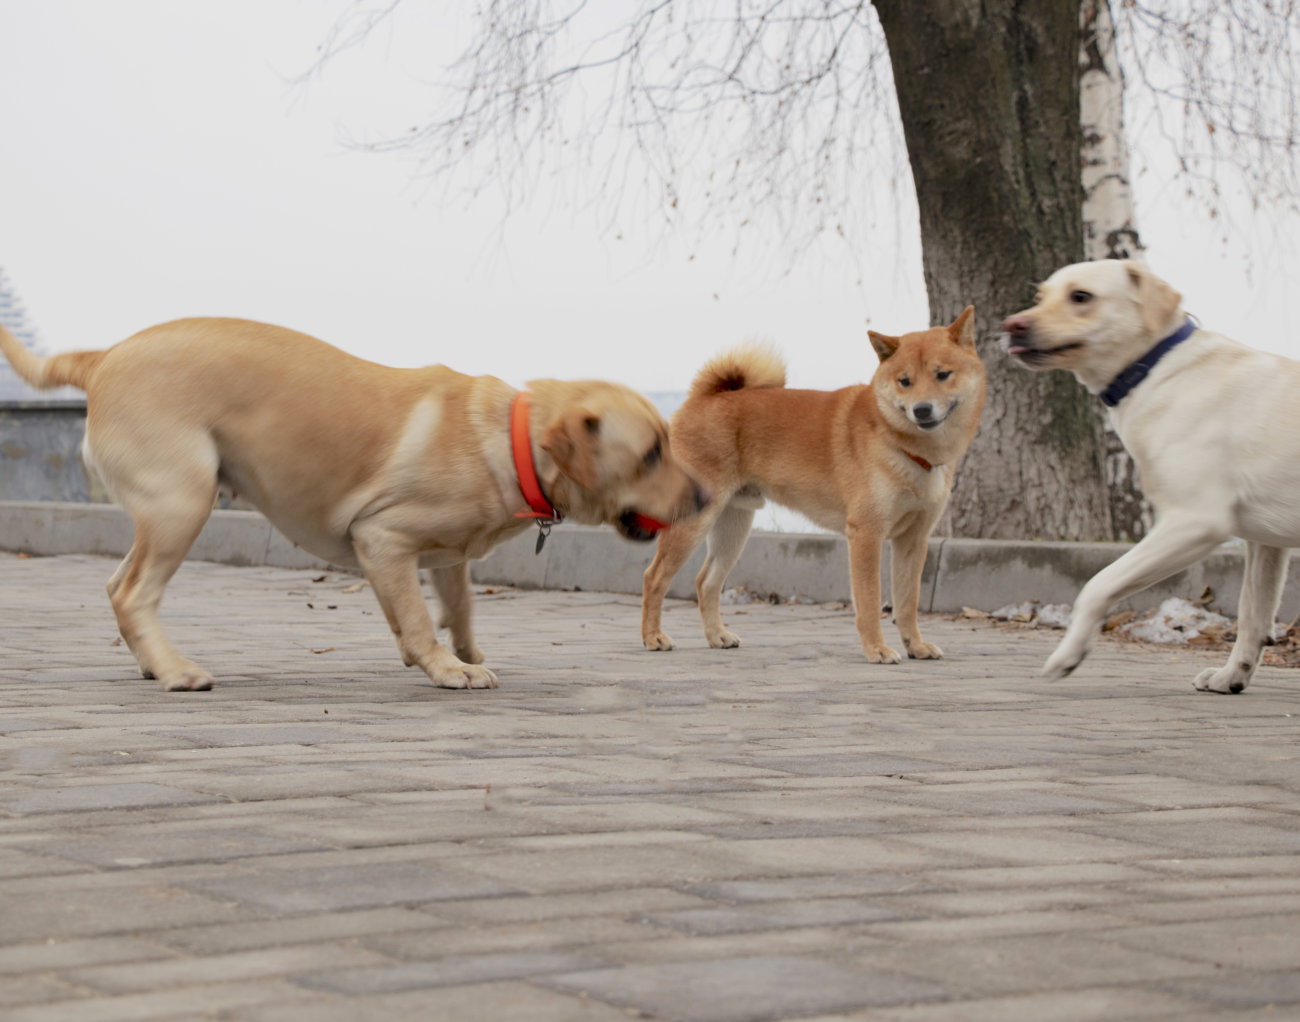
left=1100, top=317, right=1197, bottom=407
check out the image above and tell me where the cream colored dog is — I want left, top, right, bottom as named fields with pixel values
left=1004, top=259, right=1298, bottom=693
left=0, top=317, right=706, bottom=692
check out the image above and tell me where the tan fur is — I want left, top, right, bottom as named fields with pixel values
left=1005, top=258, right=1300, bottom=693
left=0, top=317, right=705, bottom=691
left=642, top=308, right=985, bottom=663
left=688, top=341, right=786, bottom=399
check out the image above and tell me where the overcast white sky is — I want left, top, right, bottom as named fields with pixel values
left=1, top=0, right=1296, bottom=397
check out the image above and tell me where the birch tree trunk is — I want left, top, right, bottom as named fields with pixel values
left=1079, top=0, right=1153, bottom=542
left=873, top=0, right=1113, bottom=541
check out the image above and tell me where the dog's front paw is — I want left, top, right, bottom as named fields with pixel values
left=431, top=662, right=498, bottom=690
left=864, top=642, right=902, bottom=664
left=454, top=642, right=486, bottom=665
left=643, top=630, right=676, bottom=651
left=903, top=638, right=944, bottom=660
left=159, top=660, right=216, bottom=692
left=1193, top=664, right=1251, bottom=694
left=706, top=628, right=741, bottom=649
left=1042, top=640, right=1088, bottom=681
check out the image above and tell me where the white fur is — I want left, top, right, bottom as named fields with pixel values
left=1006, top=259, right=1299, bottom=693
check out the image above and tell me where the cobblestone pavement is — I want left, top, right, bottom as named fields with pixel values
left=2, top=551, right=1299, bottom=1021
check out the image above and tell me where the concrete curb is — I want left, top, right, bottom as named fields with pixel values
left=1, top=500, right=1293, bottom=618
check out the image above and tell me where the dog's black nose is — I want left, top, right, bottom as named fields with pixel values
left=912, top=403, right=934, bottom=422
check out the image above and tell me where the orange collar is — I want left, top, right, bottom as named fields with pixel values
left=904, top=450, right=934, bottom=472
left=511, top=392, right=562, bottom=523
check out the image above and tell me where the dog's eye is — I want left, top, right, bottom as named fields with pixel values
left=1069, top=290, right=1093, bottom=305
left=899, top=376, right=911, bottom=389
left=643, top=440, right=662, bottom=469
left=936, top=369, right=952, bottom=381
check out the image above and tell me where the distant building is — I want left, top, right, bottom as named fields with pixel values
left=0, top=265, right=81, bottom=403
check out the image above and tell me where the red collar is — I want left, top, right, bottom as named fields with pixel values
left=904, top=450, right=934, bottom=472
left=511, top=392, right=562, bottom=522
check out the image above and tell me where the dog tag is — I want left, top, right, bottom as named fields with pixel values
left=534, top=521, right=552, bottom=555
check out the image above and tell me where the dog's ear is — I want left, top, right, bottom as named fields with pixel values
left=868, top=331, right=899, bottom=363
left=948, top=306, right=977, bottom=351
left=542, top=411, right=601, bottom=490
left=1124, top=261, right=1183, bottom=336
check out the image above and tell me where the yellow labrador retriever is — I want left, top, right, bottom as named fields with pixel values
left=0, top=317, right=706, bottom=692
left=1004, top=259, right=1298, bottom=693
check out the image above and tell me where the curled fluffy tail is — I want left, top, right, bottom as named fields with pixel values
left=0, top=321, right=104, bottom=392
left=688, top=341, right=786, bottom=400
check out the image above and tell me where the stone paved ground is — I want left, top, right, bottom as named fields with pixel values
left=1, top=551, right=1299, bottom=1021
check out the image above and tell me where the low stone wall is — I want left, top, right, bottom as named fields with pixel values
left=0, top=402, right=106, bottom=503
left=1, top=501, right=1293, bottom=620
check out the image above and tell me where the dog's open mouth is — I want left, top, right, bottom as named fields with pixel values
left=1008, top=341, right=1083, bottom=367
left=618, top=510, right=669, bottom=542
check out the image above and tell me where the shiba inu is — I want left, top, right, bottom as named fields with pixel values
left=0, top=317, right=706, bottom=692
left=1005, top=258, right=1300, bottom=693
left=641, top=308, right=985, bottom=662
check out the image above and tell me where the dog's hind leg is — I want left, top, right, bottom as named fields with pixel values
left=1044, top=511, right=1228, bottom=681
left=1195, top=542, right=1289, bottom=694
left=429, top=562, right=484, bottom=665
left=642, top=506, right=715, bottom=651
left=695, top=502, right=755, bottom=648
left=108, top=483, right=219, bottom=691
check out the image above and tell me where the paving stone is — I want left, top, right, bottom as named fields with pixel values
left=0, top=884, right=263, bottom=942
left=156, top=908, right=447, bottom=955
left=1, top=980, right=324, bottom=1022
left=3, top=552, right=1300, bottom=1018
left=0, top=783, right=221, bottom=815
left=181, top=860, right=520, bottom=913
left=299, top=949, right=606, bottom=994
left=854, top=984, right=1205, bottom=1022
left=238, top=981, right=632, bottom=1022
left=545, top=955, right=949, bottom=1021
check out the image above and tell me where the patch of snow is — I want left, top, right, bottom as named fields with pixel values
left=1120, top=597, right=1232, bottom=645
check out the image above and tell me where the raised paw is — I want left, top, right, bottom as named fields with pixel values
left=706, top=628, right=741, bottom=649
left=643, top=630, right=676, bottom=651
left=1193, top=664, right=1251, bottom=694
left=1042, top=634, right=1092, bottom=681
left=904, top=638, right=944, bottom=660
left=864, top=642, right=902, bottom=664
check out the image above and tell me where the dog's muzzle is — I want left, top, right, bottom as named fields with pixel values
left=618, top=510, right=670, bottom=542
left=1001, top=313, right=1083, bottom=367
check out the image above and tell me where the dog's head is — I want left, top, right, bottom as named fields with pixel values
left=533, top=380, right=709, bottom=541
left=1002, top=260, right=1184, bottom=388
left=868, top=306, right=985, bottom=438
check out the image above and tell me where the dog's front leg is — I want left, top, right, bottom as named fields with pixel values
left=1044, top=512, right=1227, bottom=682
left=352, top=524, right=498, bottom=689
left=1194, top=541, right=1288, bottom=694
left=846, top=517, right=900, bottom=664
left=429, top=562, right=485, bottom=665
left=891, top=516, right=943, bottom=660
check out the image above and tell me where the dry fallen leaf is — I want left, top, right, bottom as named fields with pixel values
left=310, top=647, right=335, bottom=655
left=339, top=581, right=368, bottom=594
